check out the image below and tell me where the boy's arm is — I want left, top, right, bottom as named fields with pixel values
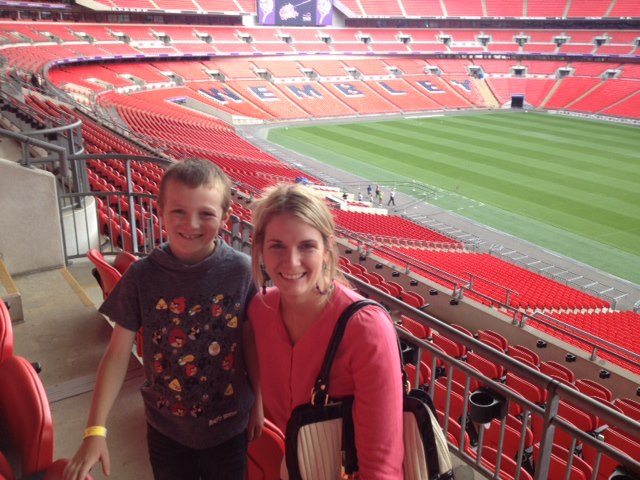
left=64, top=324, right=137, bottom=480
left=243, top=321, right=263, bottom=441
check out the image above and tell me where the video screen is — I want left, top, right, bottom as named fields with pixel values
left=257, top=0, right=333, bottom=26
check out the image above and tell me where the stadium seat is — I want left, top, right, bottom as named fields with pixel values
left=0, top=356, right=93, bottom=479
left=87, top=249, right=124, bottom=299
left=539, top=361, right=575, bottom=383
left=247, top=419, right=284, bottom=480
left=0, top=299, right=13, bottom=365
left=575, top=378, right=613, bottom=401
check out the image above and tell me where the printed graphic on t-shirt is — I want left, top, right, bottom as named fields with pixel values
left=149, top=291, right=243, bottom=426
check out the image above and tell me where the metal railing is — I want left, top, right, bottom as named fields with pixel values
left=354, top=282, right=640, bottom=480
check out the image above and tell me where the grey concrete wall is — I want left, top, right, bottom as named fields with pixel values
left=0, top=158, right=65, bottom=275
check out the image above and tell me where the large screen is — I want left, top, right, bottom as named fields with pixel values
left=257, top=0, right=333, bottom=26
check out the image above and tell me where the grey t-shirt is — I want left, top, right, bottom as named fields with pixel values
left=100, top=240, right=256, bottom=449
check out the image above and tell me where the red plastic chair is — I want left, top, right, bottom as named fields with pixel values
left=507, top=344, right=540, bottom=366
left=0, top=356, right=52, bottom=478
left=540, top=360, right=575, bottom=383
left=87, top=248, right=124, bottom=299
left=477, top=329, right=509, bottom=351
left=474, top=446, right=533, bottom=480
left=247, top=419, right=285, bottom=480
left=87, top=249, right=142, bottom=357
left=532, top=443, right=589, bottom=480
left=433, top=332, right=466, bottom=359
left=400, top=314, right=431, bottom=340
left=0, top=299, right=13, bottom=365
left=614, top=398, right=640, bottom=422
left=575, top=378, right=612, bottom=401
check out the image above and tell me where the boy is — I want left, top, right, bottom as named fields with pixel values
left=65, top=159, right=262, bottom=480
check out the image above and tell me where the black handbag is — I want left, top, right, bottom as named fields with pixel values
left=285, top=300, right=454, bottom=480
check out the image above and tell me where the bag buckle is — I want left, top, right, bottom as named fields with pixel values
left=311, top=384, right=329, bottom=406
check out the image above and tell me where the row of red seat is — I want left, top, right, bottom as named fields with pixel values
left=398, top=311, right=640, bottom=480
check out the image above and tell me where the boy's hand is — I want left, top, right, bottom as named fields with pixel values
left=247, top=399, right=264, bottom=441
left=63, top=437, right=111, bottom=480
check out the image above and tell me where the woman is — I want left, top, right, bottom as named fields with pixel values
left=248, top=183, right=404, bottom=479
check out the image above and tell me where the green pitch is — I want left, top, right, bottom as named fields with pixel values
left=267, top=111, right=640, bottom=284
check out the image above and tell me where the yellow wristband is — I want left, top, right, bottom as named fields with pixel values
left=83, top=426, right=107, bottom=439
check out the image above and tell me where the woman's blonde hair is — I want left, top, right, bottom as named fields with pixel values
left=250, top=183, right=347, bottom=292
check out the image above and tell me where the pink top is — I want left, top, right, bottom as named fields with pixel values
left=249, top=282, right=404, bottom=479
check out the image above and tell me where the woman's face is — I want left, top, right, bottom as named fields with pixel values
left=262, top=212, right=329, bottom=304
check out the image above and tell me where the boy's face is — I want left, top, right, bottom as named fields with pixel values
left=158, top=180, right=230, bottom=264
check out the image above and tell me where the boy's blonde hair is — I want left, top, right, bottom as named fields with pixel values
left=159, top=159, right=232, bottom=214
left=250, top=183, right=346, bottom=290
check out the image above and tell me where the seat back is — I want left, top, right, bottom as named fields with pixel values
left=0, top=356, right=53, bottom=477
left=87, top=249, right=123, bottom=299
left=575, top=378, right=612, bottom=401
left=507, top=345, right=540, bottom=366
left=540, top=360, right=575, bottom=383
left=247, top=419, right=285, bottom=480
left=112, top=251, right=138, bottom=275
left=0, top=300, right=13, bottom=364
left=400, top=314, right=430, bottom=340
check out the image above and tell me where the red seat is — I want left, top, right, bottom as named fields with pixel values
left=405, top=362, right=431, bottom=389
left=112, top=250, right=138, bottom=275
left=436, top=410, right=473, bottom=455
left=87, top=249, right=143, bottom=357
left=505, top=373, right=546, bottom=405
left=403, top=291, right=426, bottom=309
left=400, top=314, right=431, bottom=340
left=0, top=356, right=93, bottom=480
left=540, top=361, right=575, bottom=383
left=472, top=446, right=533, bottom=480
left=450, top=324, right=473, bottom=338
left=433, top=332, right=466, bottom=359
left=481, top=416, right=534, bottom=460
left=581, top=426, right=640, bottom=480
left=531, top=400, right=597, bottom=450
left=433, top=378, right=466, bottom=424
left=468, top=351, right=504, bottom=381
left=87, top=249, right=124, bottom=299
left=247, top=419, right=285, bottom=480
left=614, top=398, right=640, bottom=422
left=0, top=299, right=13, bottom=364
left=532, top=443, right=590, bottom=480
left=507, top=345, right=540, bottom=366
left=575, top=378, right=612, bottom=401
left=477, top=329, right=509, bottom=350
left=0, top=356, right=53, bottom=477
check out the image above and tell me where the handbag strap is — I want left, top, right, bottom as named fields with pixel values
left=311, top=299, right=381, bottom=406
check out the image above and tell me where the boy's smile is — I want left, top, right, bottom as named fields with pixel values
left=159, top=179, right=230, bottom=264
